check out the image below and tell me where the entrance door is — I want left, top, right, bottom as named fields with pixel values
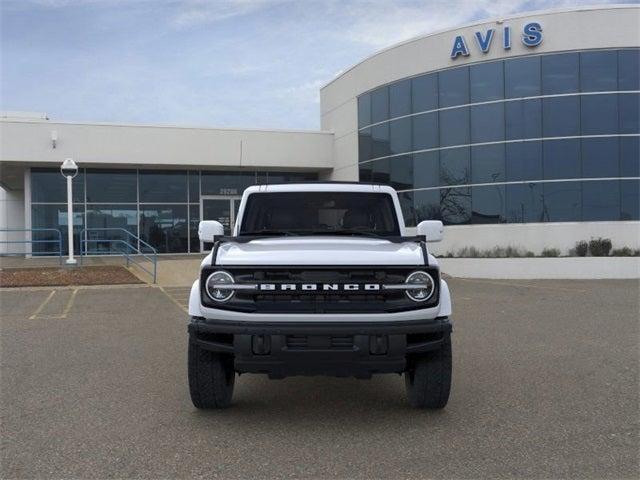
left=200, top=196, right=241, bottom=251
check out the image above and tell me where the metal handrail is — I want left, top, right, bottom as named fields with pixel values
left=0, top=228, right=63, bottom=264
left=79, top=228, right=157, bottom=283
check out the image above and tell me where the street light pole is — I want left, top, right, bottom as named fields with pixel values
left=60, top=158, right=78, bottom=265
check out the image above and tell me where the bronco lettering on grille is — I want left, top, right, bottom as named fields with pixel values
left=258, top=283, right=381, bottom=291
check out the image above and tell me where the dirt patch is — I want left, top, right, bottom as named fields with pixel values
left=0, top=266, right=143, bottom=287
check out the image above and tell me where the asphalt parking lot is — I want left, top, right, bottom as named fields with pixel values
left=1, top=278, right=638, bottom=479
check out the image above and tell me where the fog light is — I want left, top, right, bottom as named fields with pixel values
left=405, top=271, right=435, bottom=302
left=206, top=271, right=234, bottom=302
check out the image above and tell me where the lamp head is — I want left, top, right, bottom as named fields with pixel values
left=60, top=158, right=78, bottom=178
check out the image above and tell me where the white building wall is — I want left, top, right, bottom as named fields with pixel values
left=0, top=187, right=26, bottom=254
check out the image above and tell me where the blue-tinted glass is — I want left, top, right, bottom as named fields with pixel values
left=440, top=187, right=471, bottom=225
left=619, top=93, right=639, bottom=134
left=505, top=56, right=541, bottom=98
left=543, top=96, right=580, bottom=137
left=398, top=191, right=416, bottom=227
left=581, top=94, right=618, bottom=135
left=580, top=51, right=618, bottom=92
left=188, top=171, right=199, bottom=202
left=412, top=73, right=438, bottom=113
left=542, top=53, right=579, bottom=94
left=413, top=151, right=440, bottom=189
left=439, top=67, right=469, bottom=107
left=139, top=170, right=187, bottom=203
left=140, top=205, right=188, bottom=253
left=439, top=108, right=470, bottom=147
left=370, top=87, right=389, bottom=123
left=582, top=180, right=620, bottom=221
left=470, top=61, right=504, bottom=102
left=371, top=123, right=390, bottom=158
left=389, top=117, right=412, bottom=155
left=506, top=183, right=544, bottom=223
left=621, top=179, right=639, bottom=220
left=506, top=99, right=542, bottom=140
left=189, top=204, right=199, bottom=252
left=201, top=171, right=254, bottom=196
left=389, top=155, right=413, bottom=191
left=390, top=79, right=411, bottom=118
left=359, top=162, right=373, bottom=182
left=86, top=205, right=138, bottom=254
left=471, top=185, right=505, bottom=224
left=619, top=49, right=640, bottom=91
left=371, top=158, right=390, bottom=184
left=358, top=94, right=372, bottom=128
left=506, top=142, right=543, bottom=182
left=86, top=169, right=136, bottom=203
left=31, top=168, right=84, bottom=203
left=359, top=128, right=373, bottom=162
left=620, top=137, right=640, bottom=177
left=543, top=181, right=581, bottom=222
left=470, top=103, right=504, bottom=143
left=414, top=189, right=441, bottom=222
left=31, top=204, right=84, bottom=255
left=582, top=137, right=619, bottom=178
left=440, top=147, right=470, bottom=185
left=265, top=171, right=316, bottom=185
left=471, top=144, right=505, bottom=183
left=543, top=139, right=580, bottom=180
left=412, top=112, right=438, bottom=150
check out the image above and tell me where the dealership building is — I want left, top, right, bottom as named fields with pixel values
left=1, top=5, right=638, bottom=256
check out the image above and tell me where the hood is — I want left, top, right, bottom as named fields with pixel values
left=206, top=237, right=427, bottom=266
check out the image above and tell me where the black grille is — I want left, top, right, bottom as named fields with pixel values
left=285, top=335, right=355, bottom=350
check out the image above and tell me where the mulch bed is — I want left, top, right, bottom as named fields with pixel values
left=0, top=266, right=143, bottom=288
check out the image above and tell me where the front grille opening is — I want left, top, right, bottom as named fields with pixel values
left=407, top=332, right=443, bottom=346
left=285, top=335, right=355, bottom=350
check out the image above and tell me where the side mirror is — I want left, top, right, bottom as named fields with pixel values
left=417, top=220, right=444, bottom=242
left=198, top=220, right=225, bottom=243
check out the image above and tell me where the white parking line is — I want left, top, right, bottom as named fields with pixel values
left=29, top=290, right=56, bottom=319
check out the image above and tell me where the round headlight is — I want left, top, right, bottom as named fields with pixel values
left=405, top=271, right=435, bottom=302
left=205, top=271, right=235, bottom=302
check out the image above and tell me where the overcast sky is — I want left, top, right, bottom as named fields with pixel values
left=1, top=0, right=635, bottom=130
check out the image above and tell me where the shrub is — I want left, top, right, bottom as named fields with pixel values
left=610, top=247, right=640, bottom=257
left=525, top=250, right=535, bottom=257
left=589, top=237, right=612, bottom=257
left=574, top=241, right=589, bottom=257
left=541, top=248, right=560, bottom=257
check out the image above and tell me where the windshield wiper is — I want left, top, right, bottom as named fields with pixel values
left=239, top=229, right=301, bottom=236
left=327, top=230, right=385, bottom=239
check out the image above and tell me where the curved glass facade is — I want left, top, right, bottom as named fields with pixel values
left=357, top=49, right=640, bottom=226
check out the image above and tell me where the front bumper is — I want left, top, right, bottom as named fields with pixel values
left=188, top=316, right=452, bottom=378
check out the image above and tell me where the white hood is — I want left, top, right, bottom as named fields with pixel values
left=206, top=237, right=427, bottom=266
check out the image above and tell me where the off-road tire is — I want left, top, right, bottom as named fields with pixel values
left=188, top=338, right=235, bottom=409
left=404, top=335, right=452, bottom=409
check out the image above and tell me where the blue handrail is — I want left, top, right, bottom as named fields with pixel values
left=0, top=228, right=63, bottom=264
left=79, top=228, right=157, bottom=283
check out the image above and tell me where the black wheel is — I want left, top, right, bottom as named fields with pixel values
left=404, top=335, right=452, bottom=409
left=188, top=338, right=235, bottom=409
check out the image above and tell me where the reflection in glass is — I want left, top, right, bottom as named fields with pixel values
left=542, top=52, right=579, bottom=94
left=471, top=144, right=505, bottom=183
left=398, top=191, right=416, bottom=227
left=358, top=94, right=371, bottom=128
left=581, top=94, right=618, bottom=135
left=359, top=162, right=373, bottom=182
left=470, top=103, right=504, bottom=143
left=505, top=56, right=541, bottom=98
left=471, top=185, right=505, bottom=224
left=412, top=73, right=438, bottom=113
left=619, top=93, right=639, bottom=134
left=470, top=61, right=504, bottom=102
left=389, top=155, right=413, bottom=191
left=31, top=168, right=85, bottom=203
left=440, top=147, right=470, bottom=186
left=543, top=139, right=581, bottom=180
left=31, top=204, right=84, bottom=255
left=439, top=67, right=469, bottom=107
left=372, top=158, right=390, bottom=184
left=618, top=49, right=640, bottom=91
left=582, top=137, right=619, bottom=178
left=201, top=171, right=255, bottom=196
left=505, top=99, right=542, bottom=140
left=621, top=180, right=640, bottom=220
left=189, top=204, right=200, bottom=253
left=389, top=117, right=412, bottom=155
left=440, top=187, right=471, bottom=225
left=506, top=183, right=544, bottom=223
left=414, top=189, right=441, bottom=223
left=371, top=123, right=390, bottom=159
left=413, top=152, right=440, bottom=189
left=140, top=205, right=188, bottom=253
left=580, top=51, right=617, bottom=92
left=543, top=96, right=580, bottom=137
left=439, top=108, right=469, bottom=147
left=506, top=142, right=543, bottom=182
left=583, top=180, right=620, bottom=221
left=86, top=205, right=138, bottom=254
left=620, top=137, right=640, bottom=177
left=86, top=169, right=136, bottom=203
left=390, top=79, right=411, bottom=118
left=412, top=112, right=438, bottom=151
left=371, top=86, right=389, bottom=123
left=188, top=171, right=200, bottom=202
left=542, top=182, right=581, bottom=222
left=139, top=170, right=187, bottom=203
left=359, top=128, right=373, bottom=162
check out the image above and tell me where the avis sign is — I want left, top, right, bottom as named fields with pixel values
left=450, top=22, right=543, bottom=59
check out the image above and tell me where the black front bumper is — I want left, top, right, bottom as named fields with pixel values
left=188, top=317, right=452, bottom=378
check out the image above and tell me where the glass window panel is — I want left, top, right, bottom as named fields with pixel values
left=414, top=189, right=441, bottom=223
left=505, top=99, right=542, bottom=140
left=86, top=169, right=136, bottom=203
left=582, top=180, right=620, bottom=221
left=31, top=204, right=84, bottom=255
left=412, top=112, right=438, bottom=151
left=31, top=168, right=84, bottom=203
left=542, top=52, right=579, bottom=94
left=581, top=94, right=618, bottom=135
left=86, top=205, right=137, bottom=254
left=440, top=147, right=470, bottom=186
left=389, top=79, right=411, bottom=118
left=359, top=128, right=373, bottom=162
left=506, top=183, right=544, bottom=223
left=506, top=142, right=543, bottom=182
left=265, top=172, right=317, bottom=185
left=389, top=155, right=413, bottom=191
left=470, top=61, right=504, bottom=102
left=359, top=162, right=373, bottom=182
left=389, top=117, right=412, bottom=155
left=618, top=49, right=640, bottom=91
left=413, top=151, right=440, bottom=189
left=621, top=179, right=639, bottom=220
left=188, top=171, right=200, bottom=202
left=543, top=139, right=580, bottom=180
left=471, top=144, right=505, bottom=183
left=543, top=181, right=581, bottom=222
left=470, top=103, right=504, bottom=143
left=439, top=108, right=469, bottom=147
left=189, top=204, right=200, bottom=253
left=471, top=185, right=505, bottom=224
left=542, top=96, right=580, bottom=137
left=358, top=94, right=371, bottom=128
left=371, top=158, right=390, bottom=185
left=397, top=191, right=416, bottom=227
left=139, top=170, right=187, bottom=203
left=370, top=86, right=389, bottom=123
left=201, top=171, right=254, bottom=196
left=412, top=73, right=438, bottom=113
left=505, top=56, right=541, bottom=98
left=620, top=137, right=640, bottom=177
left=371, top=123, right=390, bottom=158
left=139, top=205, right=188, bottom=253
left=619, top=93, right=639, bottom=134
left=580, top=51, right=618, bottom=92
left=440, top=187, right=471, bottom=225
left=439, top=67, right=469, bottom=107
left=582, top=137, right=619, bottom=178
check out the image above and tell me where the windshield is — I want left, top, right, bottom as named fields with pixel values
left=239, top=191, right=400, bottom=236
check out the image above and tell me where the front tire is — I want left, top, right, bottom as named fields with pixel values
left=405, top=335, right=452, bottom=409
left=188, top=338, right=235, bottom=409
